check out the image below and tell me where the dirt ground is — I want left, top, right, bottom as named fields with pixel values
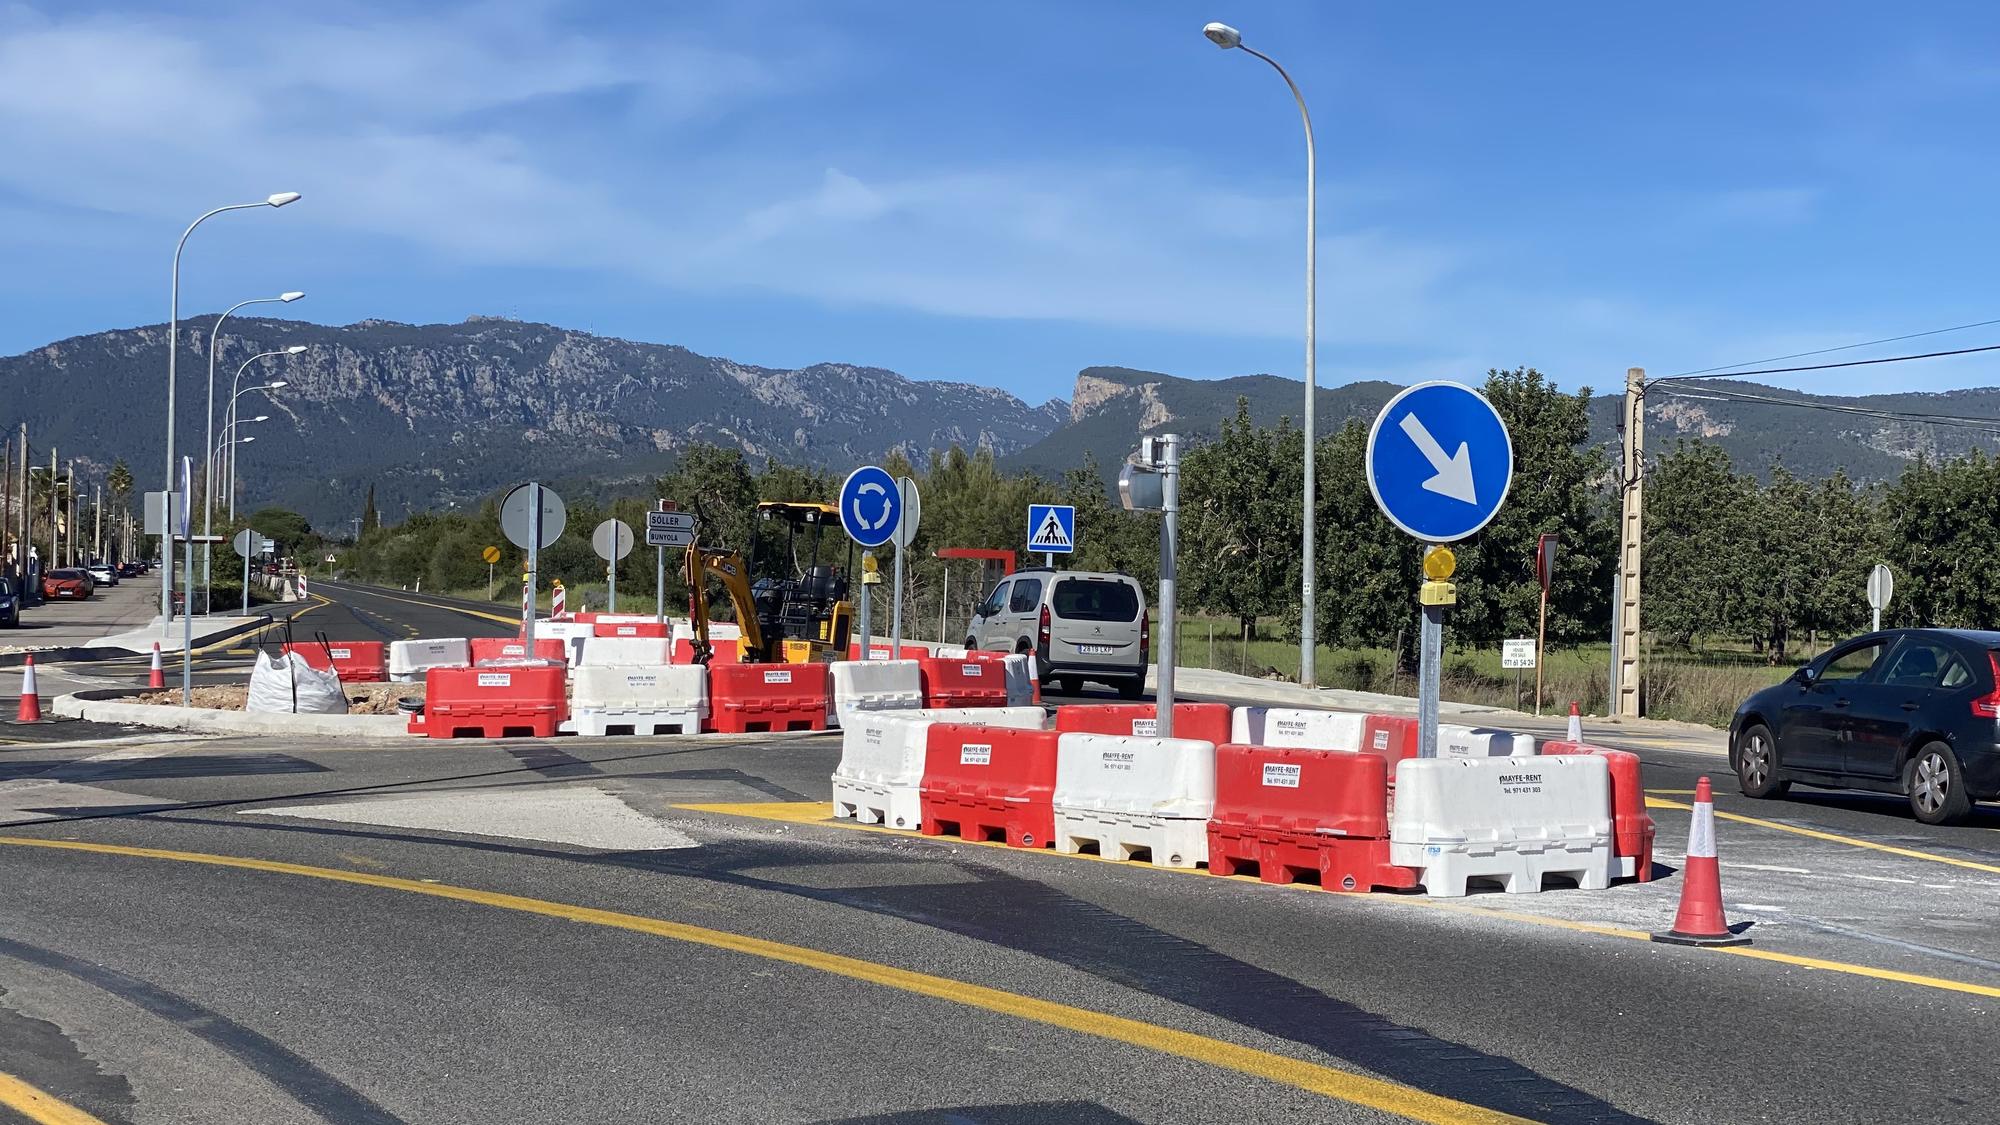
left=132, top=680, right=423, bottom=714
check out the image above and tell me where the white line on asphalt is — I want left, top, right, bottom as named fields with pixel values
left=1725, top=862, right=1813, bottom=875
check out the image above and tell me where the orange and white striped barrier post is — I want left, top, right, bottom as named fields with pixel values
left=1651, top=776, right=1748, bottom=947
left=16, top=655, right=42, bottom=722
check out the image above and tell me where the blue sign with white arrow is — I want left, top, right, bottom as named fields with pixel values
left=1026, top=504, right=1075, bottom=554
left=1365, top=381, right=1513, bottom=543
left=840, top=465, right=902, bottom=548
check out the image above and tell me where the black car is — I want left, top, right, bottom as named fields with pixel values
left=1730, top=628, right=2000, bottom=825
left=0, top=577, right=17, bottom=627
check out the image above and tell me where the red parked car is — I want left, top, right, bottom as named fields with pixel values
left=42, top=568, right=93, bottom=600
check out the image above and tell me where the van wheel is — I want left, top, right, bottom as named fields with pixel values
left=963, top=637, right=977, bottom=650
left=1116, top=678, right=1145, bottom=700
left=1057, top=677, right=1083, bottom=696
left=1014, top=638, right=1032, bottom=654
left=1908, top=743, right=1972, bottom=826
left=1734, top=723, right=1789, bottom=799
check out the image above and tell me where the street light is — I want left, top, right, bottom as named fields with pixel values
left=1203, top=21, right=1320, bottom=687
left=203, top=291, right=303, bottom=603
left=227, top=350, right=305, bottom=519
left=161, top=191, right=301, bottom=622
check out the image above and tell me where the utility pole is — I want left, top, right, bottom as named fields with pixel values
left=17, top=426, right=29, bottom=592
left=1614, top=366, right=1646, bottom=718
left=94, top=484, right=102, bottom=562
left=0, top=437, right=9, bottom=577
left=67, top=459, right=76, bottom=566
left=48, top=447, right=57, bottom=571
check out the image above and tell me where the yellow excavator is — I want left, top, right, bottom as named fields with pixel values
left=684, top=501, right=855, bottom=664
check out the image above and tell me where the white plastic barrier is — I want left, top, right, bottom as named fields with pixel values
left=535, top=620, right=595, bottom=667
left=828, top=659, right=924, bottom=727
left=1390, top=755, right=1612, bottom=897
left=1052, top=733, right=1215, bottom=868
left=1229, top=706, right=1366, bottom=751
left=1003, top=653, right=1038, bottom=706
left=934, top=644, right=969, bottom=658
left=388, top=638, right=470, bottom=683
left=571, top=664, right=707, bottom=736
left=1437, top=723, right=1537, bottom=759
left=578, top=635, right=676, bottom=668
left=832, top=706, right=1047, bottom=828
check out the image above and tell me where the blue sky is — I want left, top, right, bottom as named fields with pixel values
left=2, top=0, right=1998, bottom=404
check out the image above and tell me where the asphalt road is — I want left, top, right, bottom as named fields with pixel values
left=2, top=584, right=1996, bottom=1123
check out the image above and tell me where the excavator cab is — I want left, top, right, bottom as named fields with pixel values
left=685, top=501, right=855, bottom=664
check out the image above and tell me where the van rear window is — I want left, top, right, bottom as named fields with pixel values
left=1053, top=579, right=1139, bottom=622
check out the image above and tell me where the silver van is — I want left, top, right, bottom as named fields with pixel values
left=966, top=568, right=1148, bottom=698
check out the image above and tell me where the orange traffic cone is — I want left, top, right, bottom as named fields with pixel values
left=16, top=655, right=41, bottom=722
left=1566, top=701, right=1582, bottom=743
left=149, top=642, right=166, bottom=689
left=1652, top=776, right=1748, bottom=947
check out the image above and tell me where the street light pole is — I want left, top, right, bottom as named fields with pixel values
left=203, top=292, right=302, bottom=604
left=1203, top=22, right=1319, bottom=687
left=162, top=192, right=301, bottom=622
left=227, top=352, right=302, bottom=519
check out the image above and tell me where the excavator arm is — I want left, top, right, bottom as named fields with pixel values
left=683, top=546, right=769, bottom=664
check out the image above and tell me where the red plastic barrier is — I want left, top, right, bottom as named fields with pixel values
left=919, top=724, right=1061, bottom=848
left=1054, top=702, right=1231, bottom=745
left=1361, top=715, right=1420, bottom=765
left=594, top=620, right=670, bottom=638
left=918, top=658, right=1009, bottom=708
left=469, top=637, right=567, bottom=665
left=281, top=640, right=387, bottom=683
left=846, top=641, right=936, bottom=660
left=672, top=637, right=741, bottom=665
left=423, top=664, right=567, bottom=738
left=1539, top=741, right=1656, bottom=881
left=1206, top=744, right=1417, bottom=892
left=708, top=662, right=829, bottom=733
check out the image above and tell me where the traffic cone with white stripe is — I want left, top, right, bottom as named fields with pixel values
left=148, top=642, right=166, bottom=689
left=1566, top=701, right=1582, bottom=743
left=1651, top=776, right=1749, bottom=947
left=16, top=656, right=42, bottom=722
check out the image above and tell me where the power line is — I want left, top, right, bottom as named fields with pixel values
left=1648, top=342, right=2000, bottom=384
left=1652, top=384, right=2000, bottom=435
left=1662, top=316, right=2000, bottom=379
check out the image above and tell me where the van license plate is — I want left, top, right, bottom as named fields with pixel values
left=1076, top=644, right=1115, bottom=655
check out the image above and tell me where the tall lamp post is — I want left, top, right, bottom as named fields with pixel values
left=226, top=345, right=304, bottom=515
left=1202, top=22, right=1319, bottom=687
left=226, top=376, right=290, bottom=519
left=162, top=191, right=301, bottom=621
left=203, top=291, right=303, bottom=603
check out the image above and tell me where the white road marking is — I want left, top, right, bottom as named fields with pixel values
left=1724, top=863, right=1813, bottom=875
left=243, top=786, right=700, bottom=851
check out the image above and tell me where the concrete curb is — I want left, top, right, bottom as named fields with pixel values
left=0, top=646, right=140, bottom=669
left=54, top=688, right=412, bottom=739
left=88, top=613, right=277, bottom=655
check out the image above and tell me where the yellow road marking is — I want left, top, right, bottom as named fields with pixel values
left=1644, top=797, right=2000, bottom=876
left=681, top=803, right=2000, bottom=1001
left=0, top=835, right=1526, bottom=1125
left=1644, top=789, right=1699, bottom=795
left=333, top=585, right=516, bottom=627
left=0, top=1071, right=110, bottom=1125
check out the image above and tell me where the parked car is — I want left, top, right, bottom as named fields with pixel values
left=0, top=577, right=18, bottom=627
left=967, top=567, right=1148, bottom=698
left=117, top=561, right=143, bottom=578
left=43, top=568, right=92, bottom=600
left=1730, top=628, right=2000, bottom=825
left=86, top=563, right=117, bottom=587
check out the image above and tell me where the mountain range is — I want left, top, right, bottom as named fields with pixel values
left=6, top=316, right=1997, bottom=529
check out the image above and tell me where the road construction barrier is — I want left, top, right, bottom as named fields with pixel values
left=594, top=613, right=659, bottom=625
left=920, top=723, right=1061, bottom=847
left=829, top=659, right=925, bottom=727
left=846, top=640, right=936, bottom=661
left=534, top=620, right=594, bottom=666
left=1206, top=745, right=1414, bottom=891
left=577, top=635, right=676, bottom=668
left=1230, top=706, right=1366, bottom=751
left=571, top=664, right=707, bottom=736
left=1362, top=715, right=1420, bottom=764
left=594, top=620, right=670, bottom=638
left=672, top=623, right=740, bottom=665
left=1002, top=653, right=1039, bottom=706
left=389, top=638, right=470, bottom=682
left=919, top=658, right=1010, bottom=709
left=1539, top=741, right=1656, bottom=882
left=934, top=644, right=969, bottom=658
left=1437, top=723, right=1537, bottom=759
left=709, top=662, right=829, bottom=733
left=1054, top=702, right=1231, bottom=745
left=1053, top=733, right=1214, bottom=868
left=832, top=706, right=1047, bottom=829
left=282, top=640, right=388, bottom=683
left=1389, top=755, right=1613, bottom=897
left=469, top=637, right=567, bottom=665
left=422, top=664, right=567, bottom=738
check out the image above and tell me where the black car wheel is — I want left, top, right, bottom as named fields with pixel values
left=1907, top=742, right=1973, bottom=826
left=1735, top=723, right=1789, bottom=799
left=1056, top=676, right=1083, bottom=695
left=1115, top=677, right=1145, bottom=700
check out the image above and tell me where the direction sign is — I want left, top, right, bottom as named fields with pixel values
left=645, top=509, right=695, bottom=548
left=1027, top=504, right=1076, bottom=553
left=891, top=476, right=922, bottom=550
left=592, top=518, right=635, bottom=561
left=482, top=545, right=502, bottom=565
left=1501, top=639, right=1537, bottom=669
left=1365, top=381, right=1513, bottom=543
left=1867, top=564, right=1894, bottom=612
left=177, top=457, right=193, bottom=540
left=839, top=466, right=900, bottom=548
left=232, top=529, right=258, bottom=558
left=500, top=483, right=567, bottom=550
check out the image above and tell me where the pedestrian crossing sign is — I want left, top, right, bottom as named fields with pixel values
left=1027, top=504, right=1075, bottom=554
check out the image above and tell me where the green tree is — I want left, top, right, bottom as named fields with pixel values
left=248, top=507, right=313, bottom=554
left=1645, top=440, right=1758, bottom=646
left=106, top=459, right=134, bottom=514
left=360, top=484, right=379, bottom=536
left=1180, top=399, right=1300, bottom=636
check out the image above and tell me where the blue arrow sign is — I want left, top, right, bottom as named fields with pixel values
left=1365, top=381, right=1513, bottom=543
left=1027, top=504, right=1075, bottom=553
left=839, top=465, right=901, bottom=548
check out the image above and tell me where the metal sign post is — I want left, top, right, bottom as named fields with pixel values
left=178, top=457, right=193, bottom=706
left=858, top=553, right=876, bottom=660
left=592, top=519, right=635, bottom=613
left=652, top=501, right=679, bottom=621
left=1365, top=382, right=1514, bottom=758
left=1118, top=436, right=1179, bottom=738
left=891, top=476, right=921, bottom=659
left=526, top=485, right=541, bottom=651
left=1867, top=563, right=1894, bottom=632
left=1535, top=533, right=1558, bottom=715
left=482, top=544, right=501, bottom=599
left=501, top=482, right=568, bottom=654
